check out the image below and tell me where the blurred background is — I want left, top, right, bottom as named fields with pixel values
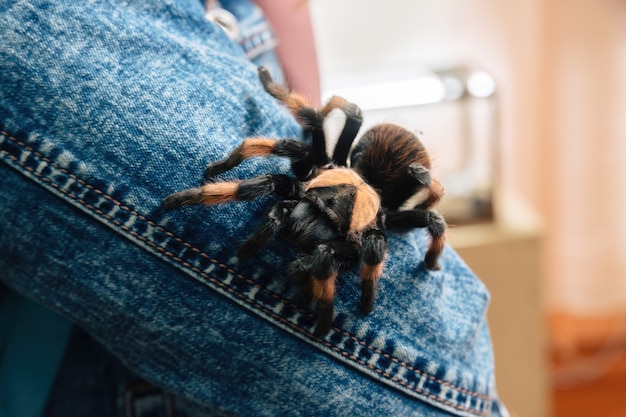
left=308, top=0, right=626, bottom=416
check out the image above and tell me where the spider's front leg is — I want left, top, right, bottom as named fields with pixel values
left=290, top=238, right=360, bottom=303
left=308, top=244, right=339, bottom=336
left=161, top=174, right=302, bottom=210
left=290, top=243, right=344, bottom=336
left=237, top=200, right=297, bottom=259
left=385, top=209, right=446, bottom=270
left=203, top=138, right=312, bottom=180
left=359, top=219, right=388, bottom=314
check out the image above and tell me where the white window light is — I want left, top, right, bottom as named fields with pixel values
left=323, top=76, right=446, bottom=111
left=466, top=71, right=496, bottom=98
left=322, top=70, right=496, bottom=111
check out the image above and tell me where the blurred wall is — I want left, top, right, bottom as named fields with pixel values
left=309, top=0, right=626, bottom=327
left=538, top=0, right=626, bottom=315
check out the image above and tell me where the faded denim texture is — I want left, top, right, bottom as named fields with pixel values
left=0, top=1, right=508, bottom=416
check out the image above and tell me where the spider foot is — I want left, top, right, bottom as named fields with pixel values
left=360, top=279, right=376, bottom=314
left=425, top=251, right=442, bottom=271
left=314, top=300, right=334, bottom=336
left=236, top=239, right=260, bottom=259
left=161, top=187, right=203, bottom=209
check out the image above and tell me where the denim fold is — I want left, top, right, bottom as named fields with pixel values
left=0, top=1, right=507, bottom=416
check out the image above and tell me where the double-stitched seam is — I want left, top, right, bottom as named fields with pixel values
left=0, top=130, right=493, bottom=415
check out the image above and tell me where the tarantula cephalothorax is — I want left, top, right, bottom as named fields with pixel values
left=162, top=67, right=446, bottom=335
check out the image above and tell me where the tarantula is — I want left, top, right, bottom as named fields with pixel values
left=162, top=67, right=446, bottom=335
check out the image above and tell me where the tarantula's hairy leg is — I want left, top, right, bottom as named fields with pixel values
left=289, top=244, right=339, bottom=335
left=320, top=95, right=348, bottom=118
left=258, top=66, right=337, bottom=173
left=312, top=276, right=337, bottom=337
left=257, top=66, right=325, bottom=131
left=385, top=209, right=446, bottom=271
left=359, top=223, right=388, bottom=314
left=237, top=200, right=297, bottom=259
left=258, top=66, right=310, bottom=115
left=235, top=174, right=303, bottom=200
left=162, top=174, right=303, bottom=210
left=308, top=244, right=338, bottom=336
left=289, top=238, right=360, bottom=309
left=289, top=256, right=316, bottom=306
left=319, top=97, right=363, bottom=167
left=203, top=138, right=311, bottom=179
left=395, top=165, right=440, bottom=211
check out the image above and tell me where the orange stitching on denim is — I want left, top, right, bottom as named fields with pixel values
left=0, top=130, right=493, bottom=408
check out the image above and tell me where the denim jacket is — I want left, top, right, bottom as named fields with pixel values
left=0, top=1, right=508, bottom=416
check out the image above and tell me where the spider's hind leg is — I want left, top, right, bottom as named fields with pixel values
left=385, top=209, right=446, bottom=270
left=423, top=211, right=446, bottom=270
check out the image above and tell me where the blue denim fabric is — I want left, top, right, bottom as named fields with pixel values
left=0, top=1, right=508, bottom=416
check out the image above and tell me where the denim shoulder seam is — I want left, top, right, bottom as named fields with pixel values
left=0, top=129, right=494, bottom=417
